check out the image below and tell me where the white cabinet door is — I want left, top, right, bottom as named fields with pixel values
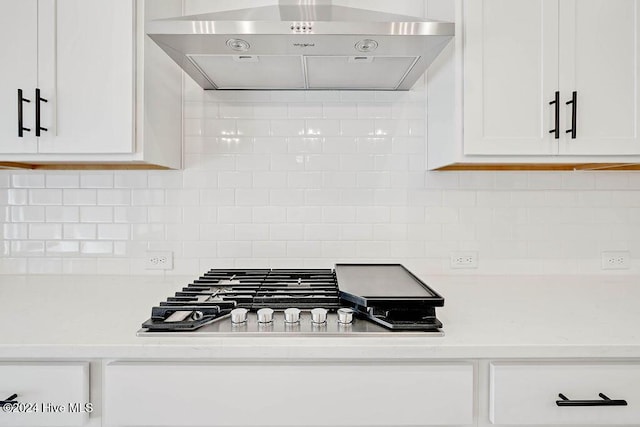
left=464, top=0, right=560, bottom=155
left=105, top=361, right=474, bottom=426
left=37, top=0, right=135, bottom=154
left=490, top=362, right=640, bottom=425
left=0, top=362, right=89, bottom=427
left=0, top=0, right=38, bottom=153
left=559, top=0, right=640, bottom=155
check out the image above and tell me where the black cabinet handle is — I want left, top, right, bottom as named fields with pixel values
left=566, top=91, right=578, bottom=139
left=549, top=91, right=560, bottom=139
left=35, top=88, right=48, bottom=137
left=17, top=89, right=31, bottom=137
left=0, top=393, right=18, bottom=405
left=556, top=393, right=627, bottom=407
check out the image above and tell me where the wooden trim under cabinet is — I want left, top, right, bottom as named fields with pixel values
left=435, top=163, right=640, bottom=171
left=0, top=162, right=171, bottom=170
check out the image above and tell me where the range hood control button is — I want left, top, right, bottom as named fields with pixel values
left=355, top=39, right=378, bottom=52
left=311, top=308, right=328, bottom=324
left=257, top=308, right=274, bottom=323
left=226, top=38, right=250, bottom=52
left=284, top=308, right=301, bottom=323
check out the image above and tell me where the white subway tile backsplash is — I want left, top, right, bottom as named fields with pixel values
left=305, top=119, right=341, bottom=136
left=97, top=190, right=131, bottom=206
left=286, top=207, right=322, bottom=223
left=79, top=207, right=113, bottom=223
left=236, top=120, right=270, bottom=137
left=81, top=241, right=113, bottom=255
left=217, top=241, right=252, bottom=258
left=27, top=257, right=62, bottom=274
left=46, top=174, right=80, bottom=188
left=29, top=189, right=62, bottom=205
left=304, top=224, right=340, bottom=241
left=218, top=207, right=252, bottom=224
left=11, top=206, right=45, bottom=223
left=114, top=207, right=148, bottom=224
left=235, top=189, right=269, bottom=206
left=7, top=189, right=28, bottom=205
left=3, top=76, right=639, bottom=275
left=4, top=223, right=28, bottom=239
left=341, top=119, right=374, bottom=137
left=29, top=223, right=62, bottom=240
left=97, top=224, right=130, bottom=240
left=114, top=172, right=147, bottom=189
left=11, top=240, right=45, bottom=256
left=287, top=241, right=322, bottom=257
left=63, top=189, right=97, bottom=206
left=235, top=224, right=270, bottom=241
left=63, top=224, right=97, bottom=240
left=270, top=224, right=304, bottom=240
left=270, top=189, right=304, bottom=206
left=12, top=174, right=45, bottom=188
left=341, top=223, right=373, bottom=241
left=131, top=189, right=165, bottom=206
left=46, top=241, right=80, bottom=255
left=270, top=119, right=305, bottom=137
left=323, top=103, right=357, bottom=119
left=288, top=103, right=323, bottom=119
left=80, top=173, right=114, bottom=189
left=252, top=206, right=286, bottom=223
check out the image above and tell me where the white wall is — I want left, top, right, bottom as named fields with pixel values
left=1, top=0, right=639, bottom=276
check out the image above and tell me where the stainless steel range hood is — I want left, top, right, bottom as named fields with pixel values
left=146, top=1, right=454, bottom=91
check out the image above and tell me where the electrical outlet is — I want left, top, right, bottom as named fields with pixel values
left=450, top=252, right=478, bottom=269
left=601, top=251, right=630, bottom=270
left=146, top=251, right=173, bottom=270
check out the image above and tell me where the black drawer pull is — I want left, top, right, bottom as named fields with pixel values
left=0, top=393, right=18, bottom=405
left=565, top=91, right=578, bottom=139
left=549, top=91, right=560, bottom=139
left=17, top=89, right=31, bottom=137
left=557, top=393, right=627, bottom=407
left=35, top=88, right=48, bottom=137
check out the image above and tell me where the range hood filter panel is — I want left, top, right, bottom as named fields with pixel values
left=305, top=56, right=418, bottom=90
left=188, top=55, right=306, bottom=89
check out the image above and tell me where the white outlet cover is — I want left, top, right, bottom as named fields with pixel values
left=146, top=251, right=174, bottom=270
left=601, top=251, right=630, bottom=270
left=450, top=251, right=479, bottom=269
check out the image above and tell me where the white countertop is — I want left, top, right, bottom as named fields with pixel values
left=0, top=274, right=638, bottom=359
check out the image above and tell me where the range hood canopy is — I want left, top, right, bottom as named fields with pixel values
left=146, top=1, right=454, bottom=91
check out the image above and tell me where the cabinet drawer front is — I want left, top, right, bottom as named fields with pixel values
left=490, top=363, right=640, bottom=425
left=0, top=362, right=89, bottom=427
left=105, top=361, right=473, bottom=426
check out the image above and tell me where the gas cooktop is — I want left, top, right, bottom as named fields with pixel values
left=138, top=264, right=445, bottom=337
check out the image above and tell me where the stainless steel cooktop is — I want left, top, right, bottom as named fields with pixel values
left=137, top=264, right=445, bottom=337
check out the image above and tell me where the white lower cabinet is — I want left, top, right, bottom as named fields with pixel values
left=0, top=362, right=89, bottom=427
left=490, top=362, right=640, bottom=425
left=104, top=361, right=474, bottom=427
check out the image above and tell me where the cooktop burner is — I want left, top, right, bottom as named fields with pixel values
left=138, top=264, right=444, bottom=336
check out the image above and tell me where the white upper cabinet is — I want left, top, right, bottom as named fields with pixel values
left=37, top=0, right=135, bottom=154
left=464, top=0, right=640, bottom=157
left=464, top=0, right=559, bottom=155
left=0, top=0, right=38, bottom=154
left=559, top=0, right=640, bottom=155
left=429, top=0, right=640, bottom=168
left=0, top=0, right=182, bottom=169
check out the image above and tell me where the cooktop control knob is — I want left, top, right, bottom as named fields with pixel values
left=337, top=308, right=354, bottom=324
left=284, top=308, right=301, bottom=323
left=257, top=308, right=274, bottom=323
left=230, top=308, right=248, bottom=324
left=311, top=308, right=328, bottom=324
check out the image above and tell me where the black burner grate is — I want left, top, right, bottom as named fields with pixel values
left=141, top=268, right=340, bottom=331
